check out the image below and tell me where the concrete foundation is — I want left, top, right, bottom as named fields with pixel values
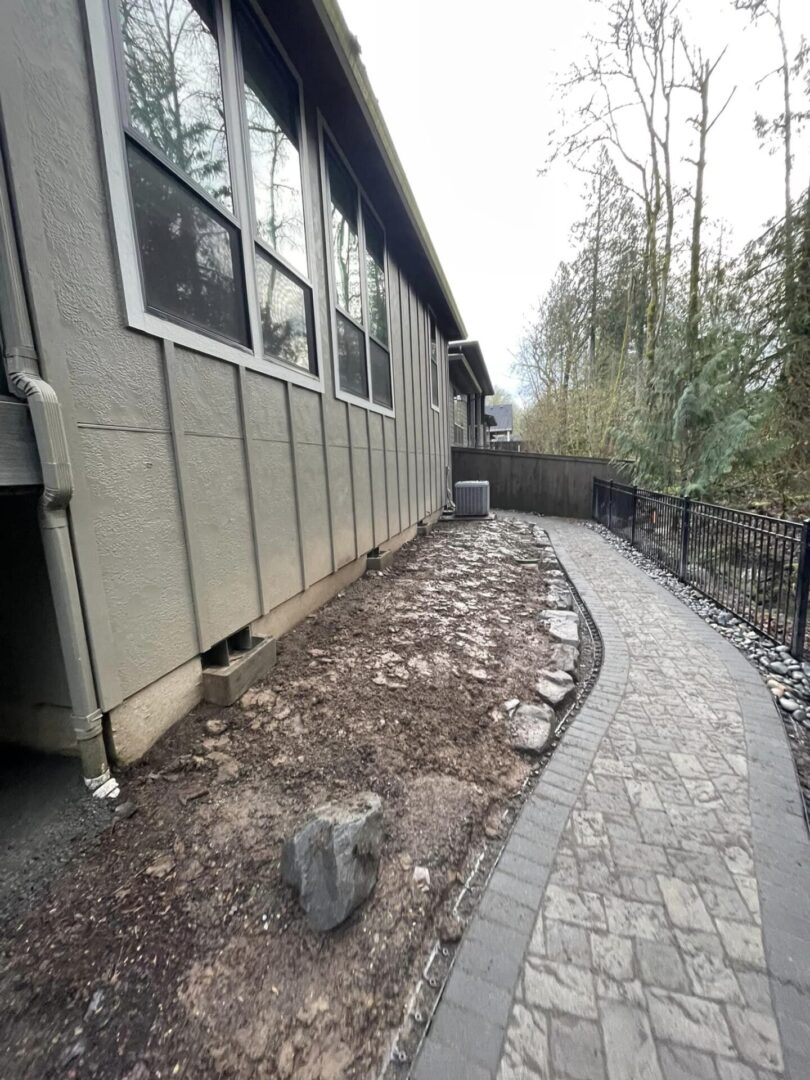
left=202, top=635, right=277, bottom=706
left=366, top=548, right=394, bottom=572
left=107, top=656, right=202, bottom=764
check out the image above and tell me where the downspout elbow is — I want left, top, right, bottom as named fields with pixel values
left=8, top=353, right=73, bottom=513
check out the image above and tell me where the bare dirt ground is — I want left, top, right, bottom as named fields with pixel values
left=0, top=516, right=552, bottom=1080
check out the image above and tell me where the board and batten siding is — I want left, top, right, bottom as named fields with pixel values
left=0, top=0, right=452, bottom=723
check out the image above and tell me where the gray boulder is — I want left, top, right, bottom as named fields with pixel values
left=544, top=584, right=573, bottom=610
left=282, top=792, right=383, bottom=931
left=509, top=702, right=555, bottom=754
left=535, top=669, right=576, bottom=708
left=540, top=610, right=580, bottom=646
left=549, top=643, right=580, bottom=678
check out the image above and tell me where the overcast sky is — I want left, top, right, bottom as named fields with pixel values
left=339, top=0, right=808, bottom=398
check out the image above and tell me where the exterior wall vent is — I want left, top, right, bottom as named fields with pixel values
left=454, top=480, right=490, bottom=517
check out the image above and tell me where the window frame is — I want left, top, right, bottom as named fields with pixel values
left=427, top=308, right=441, bottom=414
left=317, top=114, right=394, bottom=418
left=85, top=0, right=325, bottom=392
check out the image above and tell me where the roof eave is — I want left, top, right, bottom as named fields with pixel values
left=448, top=340, right=494, bottom=397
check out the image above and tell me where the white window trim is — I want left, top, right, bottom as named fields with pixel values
left=84, top=0, right=325, bottom=394
left=317, top=112, right=395, bottom=419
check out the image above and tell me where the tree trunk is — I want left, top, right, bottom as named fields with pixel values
left=588, top=168, right=604, bottom=376
left=776, top=3, right=794, bottom=312
left=686, top=66, right=709, bottom=361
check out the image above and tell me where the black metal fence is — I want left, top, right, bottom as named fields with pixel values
left=593, top=478, right=810, bottom=659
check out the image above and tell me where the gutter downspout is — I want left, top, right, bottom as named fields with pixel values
left=0, top=141, right=113, bottom=794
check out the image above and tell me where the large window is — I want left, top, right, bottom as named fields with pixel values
left=115, top=0, right=247, bottom=345
left=324, top=135, right=392, bottom=411
left=101, top=0, right=317, bottom=376
left=237, top=4, right=316, bottom=373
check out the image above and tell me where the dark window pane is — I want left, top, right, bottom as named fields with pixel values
left=327, top=141, right=357, bottom=226
left=337, top=312, right=367, bottom=398
left=430, top=316, right=439, bottom=404
left=127, top=139, right=248, bottom=344
left=326, top=143, right=361, bottom=321
left=370, top=340, right=392, bottom=409
left=365, top=251, right=387, bottom=345
left=237, top=8, right=306, bottom=273
left=363, top=205, right=384, bottom=266
left=363, top=203, right=387, bottom=344
left=255, top=248, right=313, bottom=371
left=118, top=0, right=232, bottom=209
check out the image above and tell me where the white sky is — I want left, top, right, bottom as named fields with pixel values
left=339, top=0, right=809, bottom=397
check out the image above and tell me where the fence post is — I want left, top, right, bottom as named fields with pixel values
left=608, top=480, right=614, bottom=532
left=630, top=486, right=638, bottom=548
left=791, top=519, right=810, bottom=659
left=591, top=478, right=597, bottom=522
left=679, top=497, right=691, bottom=583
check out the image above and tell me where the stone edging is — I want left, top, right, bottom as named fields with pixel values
left=411, top=529, right=630, bottom=1078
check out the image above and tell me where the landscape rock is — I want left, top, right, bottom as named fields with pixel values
left=540, top=609, right=580, bottom=645
left=413, top=866, right=431, bottom=893
left=509, top=702, right=555, bottom=754
left=544, top=584, right=573, bottom=610
left=535, top=669, right=576, bottom=708
left=549, top=643, right=580, bottom=678
left=281, top=793, right=383, bottom=931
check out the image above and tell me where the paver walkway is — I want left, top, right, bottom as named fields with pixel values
left=414, top=518, right=810, bottom=1080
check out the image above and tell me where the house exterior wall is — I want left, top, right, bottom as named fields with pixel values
left=0, top=0, right=452, bottom=761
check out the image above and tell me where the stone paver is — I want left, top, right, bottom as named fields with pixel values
left=414, top=518, right=810, bottom=1080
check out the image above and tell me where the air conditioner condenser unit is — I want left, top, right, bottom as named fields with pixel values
left=454, top=480, right=490, bottom=517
